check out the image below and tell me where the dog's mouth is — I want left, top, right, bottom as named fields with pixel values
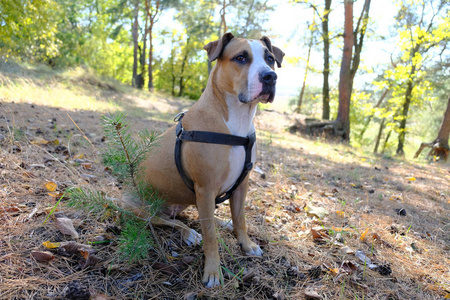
left=257, top=92, right=274, bottom=103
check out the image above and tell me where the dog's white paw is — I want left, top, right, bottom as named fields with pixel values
left=203, top=265, right=221, bottom=288
left=216, top=218, right=233, bottom=231
left=183, top=229, right=202, bottom=246
left=244, top=243, right=263, bottom=256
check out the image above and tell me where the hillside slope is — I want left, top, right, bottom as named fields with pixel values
left=0, top=65, right=449, bottom=299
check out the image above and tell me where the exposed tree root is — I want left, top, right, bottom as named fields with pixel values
left=414, top=138, right=449, bottom=161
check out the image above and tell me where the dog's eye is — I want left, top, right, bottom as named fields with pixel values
left=267, top=55, right=275, bottom=63
left=234, top=55, right=247, bottom=63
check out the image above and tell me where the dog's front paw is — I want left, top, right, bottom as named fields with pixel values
left=202, top=264, right=222, bottom=288
left=182, top=228, right=202, bottom=246
left=242, top=241, right=263, bottom=256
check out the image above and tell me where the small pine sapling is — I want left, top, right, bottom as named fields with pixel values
left=66, top=113, right=165, bottom=262
left=100, top=112, right=165, bottom=262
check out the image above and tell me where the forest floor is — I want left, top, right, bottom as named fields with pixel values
left=0, top=63, right=449, bottom=300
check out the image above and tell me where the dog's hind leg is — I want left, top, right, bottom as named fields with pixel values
left=151, top=213, right=203, bottom=246
left=215, top=217, right=233, bottom=231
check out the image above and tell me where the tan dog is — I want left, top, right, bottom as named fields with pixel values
left=128, top=33, right=284, bottom=288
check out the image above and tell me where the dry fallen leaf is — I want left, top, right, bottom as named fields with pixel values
left=31, top=138, right=50, bottom=145
left=311, top=226, right=329, bottom=241
left=55, top=216, right=79, bottom=239
left=58, top=241, right=92, bottom=256
left=48, top=192, right=64, bottom=198
left=304, top=288, right=321, bottom=300
left=152, top=262, right=181, bottom=276
left=43, top=241, right=60, bottom=249
left=304, top=204, right=329, bottom=219
left=73, top=153, right=85, bottom=160
left=31, top=250, right=55, bottom=263
left=91, top=294, right=109, bottom=300
left=340, top=246, right=355, bottom=255
left=323, top=262, right=339, bottom=276
left=44, top=181, right=57, bottom=192
left=360, top=228, right=369, bottom=241
left=335, top=210, right=345, bottom=217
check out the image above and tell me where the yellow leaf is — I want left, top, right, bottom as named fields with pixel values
left=44, top=181, right=57, bottom=192
left=73, top=153, right=85, bottom=159
left=31, top=138, right=50, bottom=145
left=48, top=192, right=64, bottom=198
left=445, top=293, right=450, bottom=299
left=406, top=177, right=416, bottom=181
left=350, top=183, right=356, bottom=187
left=360, top=228, right=369, bottom=241
left=336, top=211, right=345, bottom=217
left=43, top=241, right=60, bottom=249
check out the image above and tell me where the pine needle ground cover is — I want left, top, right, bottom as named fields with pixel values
left=0, top=68, right=449, bottom=299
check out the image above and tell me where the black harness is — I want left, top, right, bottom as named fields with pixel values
left=174, top=112, right=256, bottom=205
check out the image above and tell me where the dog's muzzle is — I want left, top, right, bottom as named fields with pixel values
left=258, top=70, right=277, bottom=103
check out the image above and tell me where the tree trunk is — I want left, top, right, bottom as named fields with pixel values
left=146, top=0, right=160, bottom=92
left=350, top=0, right=371, bottom=81
left=295, top=20, right=314, bottom=114
left=142, top=9, right=148, bottom=78
left=131, top=0, right=140, bottom=87
left=396, top=76, right=414, bottom=155
left=321, top=0, right=332, bottom=120
left=437, top=96, right=450, bottom=142
left=382, top=129, right=392, bottom=154
left=178, top=37, right=190, bottom=97
left=148, top=27, right=154, bottom=91
left=414, top=96, right=450, bottom=161
left=358, top=88, right=388, bottom=141
left=374, top=118, right=385, bottom=154
left=336, top=0, right=353, bottom=142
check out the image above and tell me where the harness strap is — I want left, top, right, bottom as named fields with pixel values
left=174, top=112, right=255, bottom=205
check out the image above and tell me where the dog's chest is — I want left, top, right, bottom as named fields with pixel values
left=220, top=101, right=257, bottom=194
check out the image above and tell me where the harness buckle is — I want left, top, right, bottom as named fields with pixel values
left=245, top=162, right=254, bottom=171
left=174, top=111, right=187, bottom=122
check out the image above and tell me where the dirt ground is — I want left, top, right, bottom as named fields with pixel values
left=0, top=74, right=449, bottom=299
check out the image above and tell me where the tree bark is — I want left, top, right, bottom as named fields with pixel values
left=336, top=0, right=354, bottom=142
left=321, top=0, right=332, bottom=120
left=295, top=20, right=314, bottom=114
left=414, top=96, right=450, bottom=161
left=437, top=96, right=450, bottom=142
left=131, top=0, right=140, bottom=87
left=142, top=9, right=148, bottom=78
left=396, top=79, right=413, bottom=155
left=374, top=118, right=385, bottom=154
left=358, top=88, right=388, bottom=141
left=178, top=37, right=191, bottom=97
left=382, top=129, right=392, bottom=154
left=146, top=0, right=160, bottom=92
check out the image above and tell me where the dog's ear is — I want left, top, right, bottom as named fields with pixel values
left=203, top=32, right=234, bottom=62
left=260, top=36, right=285, bottom=68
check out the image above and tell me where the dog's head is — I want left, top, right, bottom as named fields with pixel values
left=204, top=33, right=285, bottom=104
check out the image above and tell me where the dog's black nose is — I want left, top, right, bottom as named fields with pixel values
left=260, top=71, right=277, bottom=85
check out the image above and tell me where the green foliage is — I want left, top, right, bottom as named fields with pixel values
left=101, top=112, right=159, bottom=185
left=66, top=187, right=120, bottom=216
left=65, top=112, right=165, bottom=262
left=118, top=219, right=154, bottom=262
left=66, top=187, right=156, bottom=262
left=0, top=0, right=61, bottom=61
